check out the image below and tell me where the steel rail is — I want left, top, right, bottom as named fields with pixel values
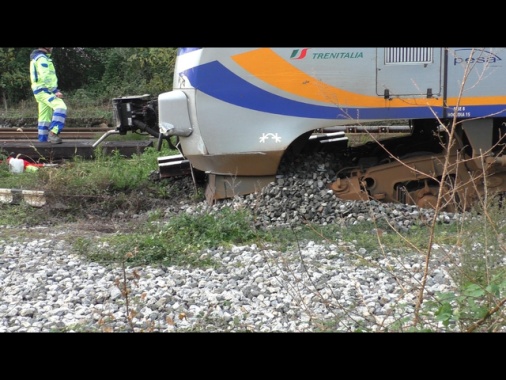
left=0, top=127, right=113, bottom=140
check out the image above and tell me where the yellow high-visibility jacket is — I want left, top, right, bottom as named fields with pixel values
left=30, top=49, right=59, bottom=95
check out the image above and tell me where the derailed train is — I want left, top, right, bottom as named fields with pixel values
left=113, top=47, right=506, bottom=210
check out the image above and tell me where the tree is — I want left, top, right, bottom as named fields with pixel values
left=52, top=47, right=108, bottom=91
left=132, top=47, right=177, bottom=95
left=98, top=47, right=176, bottom=98
left=0, top=47, right=32, bottom=111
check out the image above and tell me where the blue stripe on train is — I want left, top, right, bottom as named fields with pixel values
left=183, top=61, right=506, bottom=120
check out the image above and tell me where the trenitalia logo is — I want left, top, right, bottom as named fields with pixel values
left=290, top=48, right=364, bottom=60
left=290, top=49, right=308, bottom=60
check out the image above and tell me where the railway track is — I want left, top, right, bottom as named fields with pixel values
left=0, top=126, right=155, bottom=162
left=0, top=127, right=113, bottom=140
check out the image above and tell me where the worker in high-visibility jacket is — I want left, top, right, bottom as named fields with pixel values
left=29, top=47, right=67, bottom=143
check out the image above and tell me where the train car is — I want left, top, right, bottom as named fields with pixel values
left=113, top=47, right=506, bottom=210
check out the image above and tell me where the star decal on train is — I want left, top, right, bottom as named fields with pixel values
left=259, top=133, right=282, bottom=143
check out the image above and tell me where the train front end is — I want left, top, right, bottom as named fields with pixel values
left=157, top=47, right=446, bottom=201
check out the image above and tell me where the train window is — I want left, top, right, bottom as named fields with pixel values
left=384, top=48, right=433, bottom=65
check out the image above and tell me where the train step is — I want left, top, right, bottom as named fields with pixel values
left=157, top=154, right=192, bottom=178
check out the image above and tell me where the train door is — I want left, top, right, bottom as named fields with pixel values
left=376, top=47, right=443, bottom=99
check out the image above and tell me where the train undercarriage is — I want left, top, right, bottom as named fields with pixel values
left=327, top=118, right=506, bottom=212
left=112, top=96, right=506, bottom=212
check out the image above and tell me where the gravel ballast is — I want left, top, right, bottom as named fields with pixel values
left=0, top=225, right=460, bottom=332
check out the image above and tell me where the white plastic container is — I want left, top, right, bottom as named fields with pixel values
left=9, top=158, right=25, bottom=174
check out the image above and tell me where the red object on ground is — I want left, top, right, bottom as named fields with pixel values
left=4, top=157, right=45, bottom=169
